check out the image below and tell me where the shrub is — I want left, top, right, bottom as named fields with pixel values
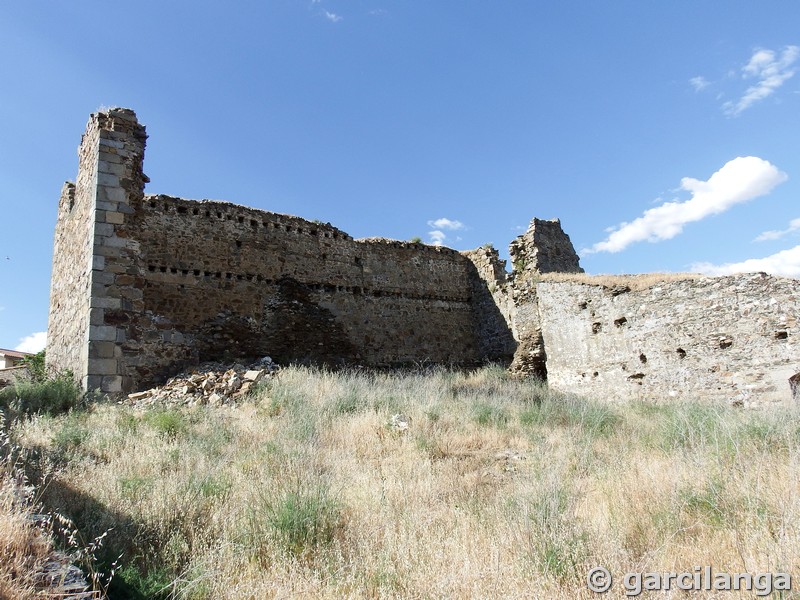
left=144, top=409, right=188, bottom=440
left=520, top=390, right=619, bottom=436
left=53, top=413, right=90, bottom=453
left=247, top=477, right=342, bottom=562
left=473, top=402, right=510, bottom=428
left=22, top=349, right=47, bottom=383
left=0, top=376, right=82, bottom=418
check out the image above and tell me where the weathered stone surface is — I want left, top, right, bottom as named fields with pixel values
left=508, top=218, right=583, bottom=276
left=48, top=109, right=508, bottom=394
left=0, top=366, right=30, bottom=389
left=47, top=108, right=800, bottom=407
left=535, top=274, right=799, bottom=406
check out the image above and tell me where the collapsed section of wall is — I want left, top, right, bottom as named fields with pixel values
left=536, top=274, right=799, bottom=406
left=509, top=218, right=584, bottom=276
left=461, top=246, right=517, bottom=362
left=501, top=218, right=586, bottom=378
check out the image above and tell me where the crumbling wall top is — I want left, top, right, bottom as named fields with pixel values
left=509, top=217, right=584, bottom=276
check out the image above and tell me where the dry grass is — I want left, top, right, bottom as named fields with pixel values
left=0, top=430, right=59, bottom=600
left=539, top=272, right=702, bottom=291
left=8, top=366, right=800, bottom=598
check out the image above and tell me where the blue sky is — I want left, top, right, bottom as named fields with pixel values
left=2, top=1, right=799, bottom=352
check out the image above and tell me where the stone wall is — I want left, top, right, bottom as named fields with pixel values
left=508, top=218, right=584, bottom=276
left=0, top=367, right=29, bottom=390
left=118, top=196, right=486, bottom=387
left=461, top=246, right=517, bottom=363
left=48, top=109, right=502, bottom=393
left=535, top=274, right=799, bottom=406
left=47, top=114, right=104, bottom=386
left=47, top=108, right=800, bottom=406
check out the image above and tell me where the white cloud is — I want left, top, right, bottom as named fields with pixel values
left=584, top=157, right=787, bottom=254
left=754, top=217, right=800, bottom=242
left=691, top=245, right=800, bottom=278
left=723, top=45, right=800, bottom=116
left=425, top=217, right=465, bottom=246
left=324, top=10, right=342, bottom=22
left=689, top=76, right=710, bottom=91
left=428, top=230, right=447, bottom=246
left=15, top=331, right=46, bottom=353
left=427, top=218, right=464, bottom=231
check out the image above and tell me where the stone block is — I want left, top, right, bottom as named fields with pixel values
left=98, top=137, right=125, bottom=149
left=95, top=222, right=115, bottom=237
left=93, top=245, right=122, bottom=258
left=97, top=172, right=119, bottom=187
left=89, top=341, right=117, bottom=358
left=98, top=186, right=127, bottom=203
left=98, top=150, right=124, bottom=163
left=96, top=200, right=120, bottom=212
left=90, top=297, right=122, bottom=309
left=101, top=375, right=123, bottom=393
left=98, top=236, right=130, bottom=248
left=89, top=307, right=105, bottom=325
left=105, top=211, right=125, bottom=224
left=88, top=358, right=117, bottom=375
left=84, top=375, right=103, bottom=390
left=98, top=160, right=126, bottom=176
left=93, top=271, right=115, bottom=284
left=91, top=282, right=110, bottom=297
left=89, top=325, right=117, bottom=342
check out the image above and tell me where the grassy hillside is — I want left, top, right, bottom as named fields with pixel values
left=4, top=366, right=799, bottom=598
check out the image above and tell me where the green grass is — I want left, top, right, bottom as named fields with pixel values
left=0, top=376, right=82, bottom=418
left=519, top=389, right=620, bottom=436
left=144, top=408, right=188, bottom=439
left=246, top=476, right=342, bottom=562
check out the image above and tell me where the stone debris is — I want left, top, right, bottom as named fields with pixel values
left=388, top=413, right=411, bottom=433
left=125, top=356, right=278, bottom=407
left=494, top=448, right=526, bottom=473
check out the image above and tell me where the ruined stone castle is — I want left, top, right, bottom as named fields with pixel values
left=47, top=109, right=799, bottom=406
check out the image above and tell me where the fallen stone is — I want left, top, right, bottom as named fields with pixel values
left=123, top=356, right=279, bottom=408
left=389, top=413, right=411, bottom=432
left=243, top=369, right=264, bottom=383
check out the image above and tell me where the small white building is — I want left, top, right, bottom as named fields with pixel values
left=0, top=348, right=30, bottom=369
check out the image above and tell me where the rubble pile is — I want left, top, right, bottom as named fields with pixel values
left=125, top=356, right=278, bottom=407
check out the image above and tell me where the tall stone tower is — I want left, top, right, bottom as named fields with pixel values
left=47, top=109, right=147, bottom=392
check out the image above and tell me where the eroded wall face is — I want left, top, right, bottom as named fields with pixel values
left=462, top=246, right=517, bottom=364
left=109, top=196, right=486, bottom=388
left=46, top=119, right=101, bottom=384
left=536, top=275, right=800, bottom=405
left=48, top=109, right=149, bottom=392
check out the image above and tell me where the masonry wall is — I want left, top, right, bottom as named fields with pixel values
left=49, top=109, right=505, bottom=393
left=115, top=196, right=486, bottom=388
left=48, top=109, right=149, bottom=391
left=47, top=124, right=98, bottom=384
left=49, top=108, right=800, bottom=405
left=535, top=274, right=800, bottom=406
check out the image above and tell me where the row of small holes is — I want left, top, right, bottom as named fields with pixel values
left=144, top=265, right=470, bottom=303
left=146, top=201, right=343, bottom=239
